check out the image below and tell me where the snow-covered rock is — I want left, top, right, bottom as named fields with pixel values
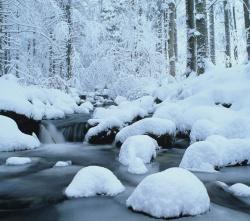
left=54, top=161, right=72, bottom=167
left=0, top=77, right=88, bottom=120
left=6, top=157, right=32, bottom=165
left=180, top=135, right=250, bottom=172
left=216, top=181, right=250, bottom=197
left=119, top=135, right=158, bottom=166
left=75, top=101, right=94, bottom=114
left=85, top=96, right=156, bottom=144
left=128, top=157, right=148, bottom=174
left=114, top=96, right=127, bottom=105
left=229, top=183, right=250, bottom=197
left=0, top=115, right=40, bottom=151
left=127, top=167, right=210, bottom=218
left=65, top=166, right=125, bottom=198
left=115, top=118, right=176, bottom=147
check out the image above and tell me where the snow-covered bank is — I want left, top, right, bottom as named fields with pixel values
left=65, top=166, right=125, bottom=198
left=0, top=115, right=40, bottom=151
left=127, top=168, right=210, bottom=218
left=0, top=76, right=92, bottom=120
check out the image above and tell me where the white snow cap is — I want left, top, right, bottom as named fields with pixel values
left=115, top=118, right=176, bottom=144
left=127, top=157, right=148, bottom=175
left=65, top=166, right=125, bottom=198
left=6, top=157, right=32, bottom=165
left=180, top=135, right=250, bottom=172
left=0, top=115, right=40, bottom=151
left=54, top=161, right=72, bottom=167
left=127, top=168, right=210, bottom=219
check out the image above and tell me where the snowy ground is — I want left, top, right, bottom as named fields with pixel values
left=0, top=142, right=249, bottom=221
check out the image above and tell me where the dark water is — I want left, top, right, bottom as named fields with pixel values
left=0, top=143, right=250, bottom=221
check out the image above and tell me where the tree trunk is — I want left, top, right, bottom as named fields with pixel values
left=168, top=1, right=176, bottom=77
left=186, top=0, right=196, bottom=75
left=65, top=0, right=72, bottom=80
left=195, top=0, right=208, bottom=75
left=232, top=3, right=238, bottom=62
left=209, top=4, right=216, bottom=64
left=0, top=1, right=3, bottom=76
left=224, top=0, right=232, bottom=68
left=243, top=0, right=250, bottom=61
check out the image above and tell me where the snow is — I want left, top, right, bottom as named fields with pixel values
left=115, top=118, right=176, bottom=145
left=118, top=135, right=158, bottom=174
left=85, top=96, right=155, bottom=142
left=0, top=115, right=40, bottom=151
left=128, top=157, right=148, bottom=175
left=54, top=161, right=72, bottom=167
left=180, top=135, right=250, bottom=172
left=65, top=166, right=125, bottom=198
left=6, top=157, right=32, bottom=166
left=0, top=76, right=91, bottom=120
left=119, top=135, right=158, bottom=166
left=229, top=183, right=250, bottom=197
left=216, top=181, right=250, bottom=197
left=75, top=101, right=94, bottom=114
left=126, top=167, right=210, bottom=219
left=153, top=66, right=250, bottom=141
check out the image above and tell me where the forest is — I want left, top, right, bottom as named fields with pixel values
left=0, top=0, right=250, bottom=221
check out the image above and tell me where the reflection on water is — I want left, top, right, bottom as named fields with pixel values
left=0, top=143, right=249, bottom=221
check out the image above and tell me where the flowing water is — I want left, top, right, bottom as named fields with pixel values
left=0, top=114, right=250, bottom=221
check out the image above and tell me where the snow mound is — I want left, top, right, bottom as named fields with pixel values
left=126, top=167, right=210, bottom=218
left=119, top=135, right=158, bottom=166
left=65, top=166, right=125, bottom=198
left=115, top=118, right=176, bottom=146
left=228, top=183, right=250, bottom=197
left=85, top=96, right=155, bottom=143
left=180, top=135, right=250, bottom=172
left=128, top=157, right=148, bottom=174
left=0, top=77, right=89, bottom=120
left=6, top=157, right=32, bottom=165
left=54, top=161, right=72, bottom=167
left=0, top=115, right=40, bottom=151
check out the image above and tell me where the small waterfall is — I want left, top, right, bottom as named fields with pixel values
left=39, top=124, right=65, bottom=144
left=39, top=113, right=91, bottom=143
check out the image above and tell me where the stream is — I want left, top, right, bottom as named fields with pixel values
left=0, top=114, right=250, bottom=221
